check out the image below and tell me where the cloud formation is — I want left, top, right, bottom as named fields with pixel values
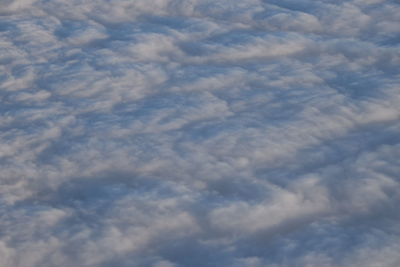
left=0, top=0, right=399, bottom=266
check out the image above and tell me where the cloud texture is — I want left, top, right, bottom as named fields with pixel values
left=1, top=0, right=400, bottom=266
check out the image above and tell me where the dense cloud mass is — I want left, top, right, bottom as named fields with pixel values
left=0, top=0, right=400, bottom=266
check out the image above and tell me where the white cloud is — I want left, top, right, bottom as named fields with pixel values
left=0, top=0, right=399, bottom=266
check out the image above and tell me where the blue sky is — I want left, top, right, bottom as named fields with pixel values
left=0, top=0, right=400, bottom=266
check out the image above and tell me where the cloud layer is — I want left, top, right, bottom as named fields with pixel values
left=1, top=0, right=400, bottom=266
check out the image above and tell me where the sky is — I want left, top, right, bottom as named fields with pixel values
left=0, top=0, right=400, bottom=266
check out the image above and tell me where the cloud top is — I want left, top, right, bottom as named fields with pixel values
left=0, top=0, right=399, bottom=266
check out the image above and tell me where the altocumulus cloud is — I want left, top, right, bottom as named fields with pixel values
left=0, top=0, right=400, bottom=266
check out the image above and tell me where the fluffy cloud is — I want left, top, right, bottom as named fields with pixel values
left=0, top=0, right=399, bottom=266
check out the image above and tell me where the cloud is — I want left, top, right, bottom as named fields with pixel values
left=0, top=0, right=399, bottom=266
